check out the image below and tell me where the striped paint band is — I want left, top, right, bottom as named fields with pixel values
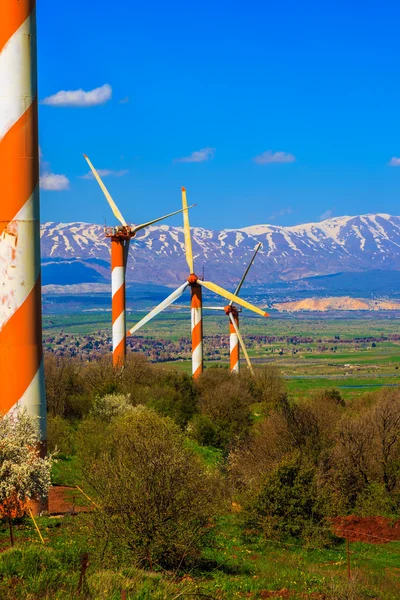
left=0, top=1, right=46, bottom=438
left=111, top=238, right=126, bottom=366
left=229, top=315, right=240, bottom=373
left=191, top=284, right=203, bottom=378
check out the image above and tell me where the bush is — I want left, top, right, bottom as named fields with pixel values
left=328, top=388, right=400, bottom=511
left=45, top=355, right=86, bottom=418
left=90, top=393, right=133, bottom=422
left=47, top=415, right=75, bottom=455
left=246, top=365, right=286, bottom=409
left=77, top=407, right=224, bottom=569
left=189, top=414, right=220, bottom=447
left=354, top=482, right=399, bottom=518
left=194, top=369, right=253, bottom=450
left=148, top=371, right=198, bottom=428
left=245, top=457, right=329, bottom=543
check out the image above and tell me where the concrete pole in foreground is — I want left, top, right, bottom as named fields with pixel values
left=0, top=1, right=47, bottom=513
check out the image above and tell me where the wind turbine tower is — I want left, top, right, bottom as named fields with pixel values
left=0, top=0, right=47, bottom=505
left=0, top=2, right=46, bottom=431
left=84, top=156, right=194, bottom=367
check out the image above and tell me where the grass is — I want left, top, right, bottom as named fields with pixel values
left=0, top=513, right=399, bottom=599
left=51, top=455, right=82, bottom=487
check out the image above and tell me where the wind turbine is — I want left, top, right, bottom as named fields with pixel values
left=175, top=243, right=262, bottom=374
left=128, top=187, right=269, bottom=378
left=83, top=155, right=195, bottom=367
left=207, top=242, right=262, bottom=375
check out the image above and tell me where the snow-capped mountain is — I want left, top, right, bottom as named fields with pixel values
left=40, top=214, right=400, bottom=288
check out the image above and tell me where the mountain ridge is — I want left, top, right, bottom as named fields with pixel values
left=40, top=213, right=400, bottom=288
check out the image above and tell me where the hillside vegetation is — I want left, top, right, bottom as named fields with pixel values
left=1, top=355, right=398, bottom=598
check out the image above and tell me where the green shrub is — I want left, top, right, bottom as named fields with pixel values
left=245, top=458, right=330, bottom=543
left=78, top=407, right=224, bottom=569
left=189, top=414, right=220, bottom=447
left=148, top=371, right=198, bottom=428
left=195, top=369, right=253, bottom=450
left=47, top=415, right=75, bottom=455
left=354, top=482, right=399, bottom=518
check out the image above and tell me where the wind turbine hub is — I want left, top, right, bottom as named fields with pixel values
left=105, top=225, right=135, bottom=240
left=187, top=273, right=198, bottom=285
left=224, top=305, right=239, bottom=316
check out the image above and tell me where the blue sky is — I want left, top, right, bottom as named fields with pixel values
left=37, top=0, right=400, bottom=229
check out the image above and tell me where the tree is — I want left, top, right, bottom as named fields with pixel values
left=89, top=393, right=133, bottom=422
left=194, top=369, right=253, bottom=450
left=0, top=410, right=53, bottom=546
left=77, top=407, right=223, bottom=569
left=245, top=457, right=328, bottom=543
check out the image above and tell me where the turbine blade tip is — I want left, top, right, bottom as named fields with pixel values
left=264, top=312, right=270, bottom=317
left=181, top=186, right=186, bottom=192
left=83, top=153, right=88, bottom=158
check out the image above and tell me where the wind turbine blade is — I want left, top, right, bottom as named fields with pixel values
left=198, top=280, right=269, bottom=318
left=229, top=313, right=254, bottom=376
left=83, top=155, right=127, bottom=227
left=182, top=187, right=194, bottom=273
left=127, top=282, right=189, bottom=335
left=132, top=204, right=196, bottom=234
left=230, top=242, right=262, bottom=305
left=204, top=306, right=226, bottom=311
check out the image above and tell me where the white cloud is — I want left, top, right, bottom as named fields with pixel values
left=41, top=84, right=112, bottom=107
left=39, top=148, right=70, bottom=190
left=175, top=147, right=215, bottom=163
left=253, top=150, right=296, bottom=164
left=80, top=169, right=129, bottom=180
left=389, top=157, right=400, bottom=166
left=40, top=173, right=70, bottom=191
left=320, top=209, right=334, bottom=220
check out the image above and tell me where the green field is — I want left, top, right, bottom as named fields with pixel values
left=43, top=311, right=400, bottom=399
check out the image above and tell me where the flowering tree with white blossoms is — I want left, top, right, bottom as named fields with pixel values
left=0, top=409, right=53, bottom=546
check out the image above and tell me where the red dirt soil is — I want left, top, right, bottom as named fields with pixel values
left=49, top=486, right=88, bottom=515
left=331, top=515, right=400, bottom=543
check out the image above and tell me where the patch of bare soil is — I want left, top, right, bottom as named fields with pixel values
left=331, top=515, right=400, bottom=543
left=49, top=486, right=88, bottom=515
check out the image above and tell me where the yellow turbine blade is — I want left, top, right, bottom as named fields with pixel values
left=83, top=154, right=127, bottom=227
left=182, top=187, right=194, bottom=273
left=229, top=313, right=254, bottom=376
left=198, top=280, right=269, bottom=318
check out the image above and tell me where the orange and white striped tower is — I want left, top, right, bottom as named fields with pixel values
left=229, top=307, right=240, bottom=373
left=189, top=275, right=203, bottom=378
left=0, top=0, right=47, bottom=452
left=109, top=234, right=127, bottom=367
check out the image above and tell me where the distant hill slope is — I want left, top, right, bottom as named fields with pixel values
left=274, top=296, right=400, bottom=312
left=40, top=213, right=400, bottom=288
